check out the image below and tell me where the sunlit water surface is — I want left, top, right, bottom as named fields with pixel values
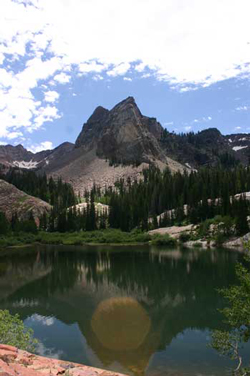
left=0, top=245, right=249, bottom=376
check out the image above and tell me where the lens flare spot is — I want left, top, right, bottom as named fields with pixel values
left=91, top=297, right=151, bottom=351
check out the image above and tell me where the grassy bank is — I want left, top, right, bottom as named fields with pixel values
left=0, top=230, right=180, bottom=248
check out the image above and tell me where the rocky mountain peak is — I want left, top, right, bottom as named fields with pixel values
left=110, top=96, right=142, bottom=121
left=87, top=106, right=109, bottom=124
left=74, top=97, right=165, bottom=164
left=75, top=105, right=109, bottom=149
left=15, top=144, right=26, bottom=151
left=113, top=96, right=136, bottom=109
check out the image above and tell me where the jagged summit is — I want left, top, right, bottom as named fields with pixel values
left=75, top=97, right=165, bottom=165
left=2, top=97, right=250, bottom=193
left=111, top=96, right=136, bottom=107
left=75, top=105, right=109, bottom=149
left=87, top=106, right=109, bottom=124
left=75, top=97, right=139, bottom=149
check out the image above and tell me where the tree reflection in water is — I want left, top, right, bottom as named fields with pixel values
left=0, top=245, right=244, bottom=376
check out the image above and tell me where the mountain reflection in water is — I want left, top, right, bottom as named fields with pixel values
left=0, top=245, right=247, bottom=376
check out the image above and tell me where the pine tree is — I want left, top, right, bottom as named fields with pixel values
left=0, top=212, right=9, bottom=235
left=235, top=196, right=249, bottom=236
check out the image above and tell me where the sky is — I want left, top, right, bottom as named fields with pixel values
left=1, top=0, right=250, bottom=153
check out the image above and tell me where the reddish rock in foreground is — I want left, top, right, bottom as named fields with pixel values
left=0, top=345, right=125, bottom=376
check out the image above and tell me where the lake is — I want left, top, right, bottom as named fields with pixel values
left=0, top=244, right=248, bottom=376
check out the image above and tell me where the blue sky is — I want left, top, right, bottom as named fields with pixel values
left=1, top=0, right=250, bottom=152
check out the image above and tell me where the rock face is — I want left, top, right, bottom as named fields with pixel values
left=149, top=224, right=197, bottom=239
left=2, top=97, right=250, bottom=193
left=223, top=232, right=250, bottom=250
left=75, top=97, right=165, bottom=165
left=40, top=97, right=185, bottom=193
left=0, top=179, right=51, bottom=224
left=0, top=344, right=125, bottom=376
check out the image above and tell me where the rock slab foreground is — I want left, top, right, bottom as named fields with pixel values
left=0, top=344, right=126, bottom=376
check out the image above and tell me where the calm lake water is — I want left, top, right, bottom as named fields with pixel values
left=0, top=245, right=249, bottom=376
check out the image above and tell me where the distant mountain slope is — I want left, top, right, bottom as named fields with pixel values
left=0, top=144, right=49, bottom=169
left=160, top=128, right=244, bottom=168
left=1, top=97, right=250, bottom=193
left=0, top=179, right=51, bottom=224
left=225, top=133, right=250, bottom=164
left=0, top=142, right=74, bottom=170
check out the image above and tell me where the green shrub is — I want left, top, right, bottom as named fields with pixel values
left=151, top=234, right=177, bottom=246
left=193, top=241, right=203, bottom=248
left=214, top=232, right=226, bottom=246
left=0, top=310, right=37, bottom=351
left=198, top=219, right=213, bottom=238
left=0, top=229, right=157, bottom=248
left=211, top=251, right=250, bottom=375
left=179, top=232, right=191, bottom=243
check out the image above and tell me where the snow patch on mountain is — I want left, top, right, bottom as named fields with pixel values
left=232, top=145, right=248, bottom=152
left=13, top=160, right=39, bottom=169
left=239, top=137, right=247, bottom=141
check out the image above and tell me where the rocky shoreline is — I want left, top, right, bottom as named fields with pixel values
left=0, top=344, right=126, bottom=376
left=149, top=225, right=250, bottom=251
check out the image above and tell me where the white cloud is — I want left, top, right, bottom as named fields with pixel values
left=193, top=116, right=212, bottom=124
left=107, top=63, right=131, bottom=77
left=179, top=86, right=198, bottom=93
left=53, top=72, right=70, bottom=84
left=185, top=126, right=192, bottom=131
left=0, top=141, right=7, bottom=146
left=6, top=131, right=23, bottom=139
left=0, top=52, right=63, bottom=139
left=33, top=105, right=61, bottom=128
left=30, top=314, right=55, bottom=326
left=135, top=63, right=146, bottom=73
left=123, top=77, right=132, bottom=82
left=1, top=0, right=250, bottom=141
left=35, top=341, right=64, bottom=360
left=44, top=90, right=60, bottom=103
left=78, top=61, right=106, bottom=74
left=28, top=141, right=54, bottom=153
left=92, top=74, right=104, bottom=81
left=141, top=73, right=151, bottom=79
left=236, top=105, right=250, bottom=111
left=0, top=0, right=250, bottom=86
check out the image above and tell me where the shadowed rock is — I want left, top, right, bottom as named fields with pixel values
left=75, top=97, right=165, bottom=165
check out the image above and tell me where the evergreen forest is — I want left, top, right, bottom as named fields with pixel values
left=0, top=164, right=250, bottom=239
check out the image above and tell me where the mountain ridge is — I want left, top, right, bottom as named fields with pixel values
left=1, top=97, right=250, bottom=192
